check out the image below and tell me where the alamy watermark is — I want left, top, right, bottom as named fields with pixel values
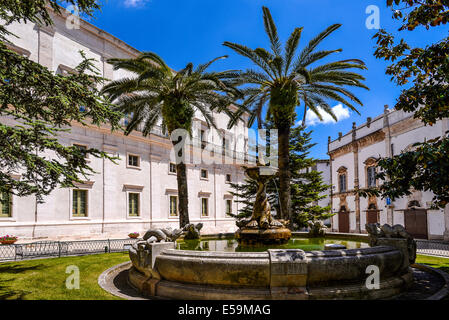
left=366, top=5, right=380, bottom=30
left=66, top=5, right=81, bottom=30
left=168, top=128, right=279, bottom=173
left=66, top=265, right=80, bottom=290
left=366, top=265, right=380, bottom=290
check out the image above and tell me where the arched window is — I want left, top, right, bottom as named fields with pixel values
left=364, top=157, right=378, bottom=188
left=367, top=166, right=376, bottom=187
left=337, top=167, right=348, bottom=193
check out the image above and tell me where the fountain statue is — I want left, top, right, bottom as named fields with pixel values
left=235, top=166, right=292, bottom=245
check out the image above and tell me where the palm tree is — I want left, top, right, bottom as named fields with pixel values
left=224, top=6, right=368, bottom=221
left=101, top=52, right=240, bottom=228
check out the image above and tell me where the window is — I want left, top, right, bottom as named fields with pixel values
left=367, top=166, right=377, bottom=187
left=0, top=190, right=12, bottom=217
left=129, top=193, right=140, bottom=216
left=222, top=137, right=229, bottom=155
left=339, top=174, right=347, bottom=193
left=128, top=154, right=140, bottom=168
left=226, top=174, right=231, bottom=183
left=201, top=169, right=208, bottom=179
left=200, top=130, right=206, bottom=149
left=169, top=163, right=177, bottom=174
left=72, top=190, right=87, bottom=217
left=225, top=200, right=232, bottom=215
left=201, top=198, right=209, bottom=217
left=169, top=196, right=178, bottom=217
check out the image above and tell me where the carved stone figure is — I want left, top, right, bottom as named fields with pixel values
left=365, top=223, right=417, bottom=264
left=307, top=220, right=328, bottom=237
left=236, top=166, right=287, bottom=230
left=142, top=227, right=183, bottom=243
left=235, top=166, right=291, bottom=244
left=183, top=223, right=203, bottom=240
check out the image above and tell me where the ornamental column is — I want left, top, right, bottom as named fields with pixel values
left=383, top=105, right=394, bottom=225
left=352, top=122, right=361, bottom=233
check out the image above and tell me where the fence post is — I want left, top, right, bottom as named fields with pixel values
left=58, top=241, right=61, bottom=258
left=108, top=239, right=111, bottom=253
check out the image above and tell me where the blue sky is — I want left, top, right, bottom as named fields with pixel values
left=84, top=0, right=444, bottom=159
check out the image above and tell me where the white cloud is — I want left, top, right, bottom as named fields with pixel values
left=124, top=0, right=148, bottom=8
left=305, top=104, right=351, bottom=126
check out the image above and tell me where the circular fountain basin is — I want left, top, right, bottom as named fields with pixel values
left=176, top=236, right=369, bottom=252
left=128, top=235, right=414, bottom=300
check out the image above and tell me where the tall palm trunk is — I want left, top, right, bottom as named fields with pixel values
left=278, top=124, right=291, bottom=221
left=176, top=161, right=190, bottom=228
left=171, top=129, right=190, bottom=228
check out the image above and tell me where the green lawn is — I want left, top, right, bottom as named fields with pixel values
left=0, top=252, right=447, bottom=300
left=0, top=252, right=129, bottom=300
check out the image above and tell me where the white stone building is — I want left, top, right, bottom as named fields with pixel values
left=0, top=10, right=251, bottom=240
left=328, top=106, right=449, bottom=241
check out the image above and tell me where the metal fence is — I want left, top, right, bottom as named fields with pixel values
left=416, top=239, right=449, bottom=257
left=1, top=238, right=448, bottom=262
left=0, top=238, right=138, bottom=262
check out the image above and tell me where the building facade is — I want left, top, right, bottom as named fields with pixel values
left=328, top=106, right=449, bottom=241
left=0, top=10, right=250, bottom=239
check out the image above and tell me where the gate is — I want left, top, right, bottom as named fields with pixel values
left=404, top=209, right=428, bottom=239
left=338, top=209, right=350, bottom=233
left=366, top=210, right=379, bottom=224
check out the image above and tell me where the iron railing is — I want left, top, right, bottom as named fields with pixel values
left=2, top=238, right=446, bottom=262
left=416, top=239, right=449, bottom=257
left=0, top=238, right=139, bottom=262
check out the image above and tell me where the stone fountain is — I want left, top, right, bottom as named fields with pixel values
left=235, top=166, right=291, bottom=245
left=123, top=166, right=425, bottom=300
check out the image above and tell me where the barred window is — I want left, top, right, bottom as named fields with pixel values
left=72, top=190, right=87, bottom=217
left=169, top=196, right=178, bottom=216
left=201, top=198, right=209, bottom=217
left=226, top=200, right=232, bottom=215
left=129, top=193, right=140, bottom=216
left=367, top=166, right=377, bottom=187
left=0, top=190, right=12, bottom=217
left=339, top=174, right=347, bottom=193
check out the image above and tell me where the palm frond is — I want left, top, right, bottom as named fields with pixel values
left=284, top=27, right=303, bottom=75
left=262, top=6, right=282, bottom=56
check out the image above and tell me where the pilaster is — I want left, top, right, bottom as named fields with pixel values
left=352, top=122, right=361, bottom=233
left=37, top=25, right=55, bottom=69
left=444, top=204, right=449, bottom=242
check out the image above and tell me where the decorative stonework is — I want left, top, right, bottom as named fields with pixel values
left=329, top=130, right=385, bottom=158
left=390, top=116, right=423, bottom=137
left=123, top=184, right=144, bottom=191
left=73, top=181, right=95, bottom=189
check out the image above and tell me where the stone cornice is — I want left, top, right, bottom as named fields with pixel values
left=123, top=184, right=144, bottom=191
left=329, top=130, right=385, bottom=159
left=73, top=181, right=94, bottom=189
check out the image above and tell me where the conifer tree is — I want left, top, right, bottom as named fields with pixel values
left=229, top=124, right=332, bottom=229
